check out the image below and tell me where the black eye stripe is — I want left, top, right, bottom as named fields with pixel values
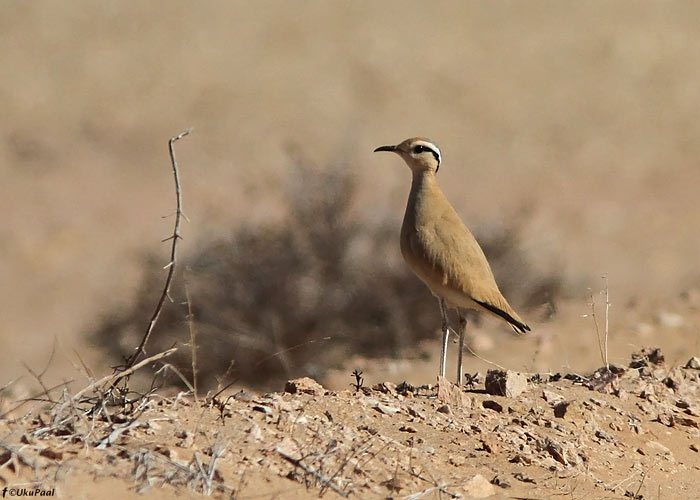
left=413, top=144, right=440, bottom=165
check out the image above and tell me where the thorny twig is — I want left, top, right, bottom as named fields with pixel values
left=154, top=362, right=195, bottom=394
left=71, top=348, right=177, bottom=404
left=125, top=442, right=235, bottom=496
left=125, top=129, right=191, bottom=371
left=406, top=465, right=459, bottom=499
left=277, top=450, right=349, bottom=498
left=20, top=338, right=60, bottom=404
left=322, top=435, right=375, bottom=497
left=0, top=380, right=74, bottom=420
left=96, top=419, right=148, bottom=450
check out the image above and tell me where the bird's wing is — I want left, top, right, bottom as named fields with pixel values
left=404, top=194, right=530, bottom=333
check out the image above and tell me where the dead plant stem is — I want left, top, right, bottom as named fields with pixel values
left=125, top=129, right=191, bottom=369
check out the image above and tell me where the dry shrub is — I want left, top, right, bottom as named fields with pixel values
left=92, top=158, right=561, bottom=390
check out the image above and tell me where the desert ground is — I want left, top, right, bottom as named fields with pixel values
left=1, top=2, right=700, bottom=498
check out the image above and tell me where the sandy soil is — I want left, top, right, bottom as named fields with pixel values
left=2, top=1, right=700, bottom=498
left=1, top=350, right=699, bottom=499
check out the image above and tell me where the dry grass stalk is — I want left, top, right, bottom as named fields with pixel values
left=585, top=275, right=611, bottom=370
left=184, top=270, right=199, bottom=401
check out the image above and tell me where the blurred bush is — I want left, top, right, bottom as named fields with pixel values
left=93, top=157, right=561, bottom=390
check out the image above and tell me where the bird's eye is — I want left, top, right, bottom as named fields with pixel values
left=413, top=145, right=425, bottom=154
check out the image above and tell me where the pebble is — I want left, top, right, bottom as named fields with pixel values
left=685, top=357, right=700, bottom=370
left=284, top=377, right=325, bottom=395
left=460, top=474, right=495, bottom=499
left=485, top=370, right=528, bottom=398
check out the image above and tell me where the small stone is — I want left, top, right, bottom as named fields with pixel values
left=542, top=390, right=564, bottom=403
left=374, top=403, right=400, bottom=415
left=513, top=472, right=536, bottom=483
left=485, top=370, right=528, bottom=398
left=646, top=440, right=671, bottom=455
left=375, top=381, right=397, bottom=393
left=609, top=363, right=628, bottom=374
left=663, top=370, right=683, bottom=390
left=284, top=377, right=325, bottom=395
left=676, top=416, right=699, bottom=429
left=685, top=357, right=700, bottom=370
left=656, top=412, right=674, bottom=427
left=357, top=425, right=378, bottom=435
left=461, top=474, right=496, bottom=499
left=437, top=376, right=472, bottom=407
left=543, top=438, right=567, bottom=465
left=380, top=477, right=403, bottom=493
left=246, top=423, right=262, bottom=441
left=39, top=448, right=63, bottom=460
left=399, top=425, right=417, bottom=433
left=690, top=443, right=699, bottom=453
left=594, top=429, right=615, bottom=443
left=276, top=437, right=302, bottom=460
left=587, top=368, right=620, bottom=394
left=233, top=389, right=254, bottom=402
left=490, top=476, right=511, bottom=489
left=436, top=404, right=451, bottom=415
left=482, top=400, right=504, bottom=413
left=553, top=401, right=570, bottom=418
left=676, top=399, right=691, bottom=409
left=252, top=405, right=273, bottom=415
left=477, top=439, right=496, bottom=453
left=640, top=384, right=656, bottom=399
left=631, top=347, right=665, bottom=366
left=407, top=406, right=426, bottom=419
left=589, top=397, right=608, bottom=408
left=509, top=454, right=533, bottom=465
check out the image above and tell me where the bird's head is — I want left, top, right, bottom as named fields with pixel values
left=374, top=137, right=442, bottom=174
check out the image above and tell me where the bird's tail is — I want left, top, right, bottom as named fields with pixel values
left=473, top=298, right=531, bottom=334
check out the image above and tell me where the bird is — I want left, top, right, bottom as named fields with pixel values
left=374, top=137, right=530, bottom=385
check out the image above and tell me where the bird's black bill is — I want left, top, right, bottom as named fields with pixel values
left=374, top=145, right=397, bottom=153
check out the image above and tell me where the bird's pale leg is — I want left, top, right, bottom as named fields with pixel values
left=457, top=312, right=467, bottom=386
left=438, top=298, right=450, bottom=378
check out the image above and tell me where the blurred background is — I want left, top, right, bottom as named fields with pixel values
left=2, top=2, right=700, bottom=395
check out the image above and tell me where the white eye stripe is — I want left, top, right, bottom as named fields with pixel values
left=414, top=142, right=441, bottom=165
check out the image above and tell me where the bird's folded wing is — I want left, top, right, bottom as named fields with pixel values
left=406, top=210, right=530, bottom=333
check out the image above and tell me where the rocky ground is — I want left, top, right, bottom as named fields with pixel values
left=1, top=348, right=698, bottom=499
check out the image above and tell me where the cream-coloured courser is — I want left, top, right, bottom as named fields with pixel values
left=374, top=137, right=530, bottom=385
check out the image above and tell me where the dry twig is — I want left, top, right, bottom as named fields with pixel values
left=277, top=450, right=349, bottom=498
left=72, top=348, right=177, bottom=403
left=125, top=129, right=191, bottom=369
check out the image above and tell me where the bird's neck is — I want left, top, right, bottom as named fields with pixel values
left=409, top=170, right=437, bottom=201
left=405, top=170, right=437, bottom=223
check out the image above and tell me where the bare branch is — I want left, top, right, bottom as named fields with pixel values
left=278, top=450, right=349, bottom=498
left=125, top=129, right=191, bottom=369
left=72, top=348, right=177, bottom=403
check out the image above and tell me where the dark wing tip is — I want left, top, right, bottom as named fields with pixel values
left=474, top=299, right=530, bottom=334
